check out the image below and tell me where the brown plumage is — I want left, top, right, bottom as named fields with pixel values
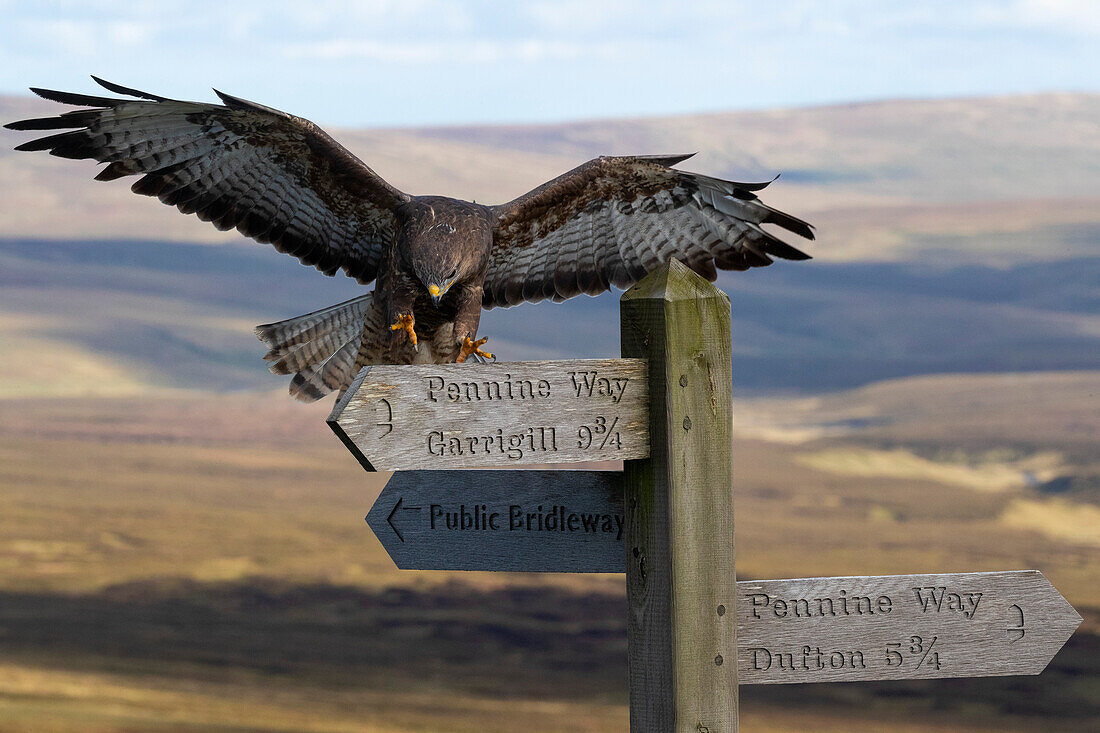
left=6, top=78, right=815, bottom=402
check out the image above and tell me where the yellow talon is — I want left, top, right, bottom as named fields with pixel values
left=457, top=335, right=493, bottom=363
left=389, top=313, right=417, bottom=347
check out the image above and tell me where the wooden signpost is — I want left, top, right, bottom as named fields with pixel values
left=329, top=358, right=648, bottom=471
left=330, top=260, right=1082, bottom=732
left=736, top=570, right=1079, bottom=684
left=366, top=469, right=625, bottom=572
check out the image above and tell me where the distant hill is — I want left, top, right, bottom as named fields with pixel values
left=2, top=92, right=1098, bottom=264
left=2, top=92, right=1097, bottom=398
left=1, top=238, right=1096, bottom=397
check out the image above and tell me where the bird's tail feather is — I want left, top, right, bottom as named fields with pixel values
left=254, top=293, right=379, bottom=402
left=288, top=332, right=364, bottom=402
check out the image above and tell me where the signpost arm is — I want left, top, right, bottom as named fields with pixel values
left=621, top=259, right=738, bottom=732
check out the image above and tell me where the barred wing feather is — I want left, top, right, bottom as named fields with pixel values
left=5, top=76, right=408, bottom=285
left=485, top=155, right=813, bottom=308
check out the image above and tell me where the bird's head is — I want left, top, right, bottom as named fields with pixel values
left=406, top=220, right=465, bottom=306
left=419, top=260, right=460, bottom=306
left=400, top=193, right=495, bottom=301
left=401, top=197, right=493, bottom=306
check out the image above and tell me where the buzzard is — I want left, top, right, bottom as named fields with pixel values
left=6, top=78, right=814, bottom=401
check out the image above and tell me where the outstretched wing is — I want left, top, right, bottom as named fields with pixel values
left=485, top=154, right=813, bottom=308
left=5, top=77, right=409, bottom=284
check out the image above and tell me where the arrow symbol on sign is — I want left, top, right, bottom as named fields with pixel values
left=376, top=398, right=393, bottom=438
left=383, top=497, right=421, bottom=543
left=1007, top=604, right=1026, bottom=643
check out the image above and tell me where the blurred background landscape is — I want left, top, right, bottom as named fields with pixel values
left=1, top=2, right=1098, bottom=731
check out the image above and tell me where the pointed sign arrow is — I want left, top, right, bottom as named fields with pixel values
left=735, top=570, right=1081, bottom=684
left=366, top=470, right=625, bottom=572
left=329, top=359, right=649, bottom=471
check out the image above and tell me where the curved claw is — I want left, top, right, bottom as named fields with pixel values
left=389, top=313, right=418, bottom=350
left=456, top=335, right=493, bottom=363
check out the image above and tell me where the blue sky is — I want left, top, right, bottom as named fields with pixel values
left=2, top=1, right=1097, bottom=127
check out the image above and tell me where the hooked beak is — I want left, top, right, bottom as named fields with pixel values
left=428, top=284, right=441, bottom=305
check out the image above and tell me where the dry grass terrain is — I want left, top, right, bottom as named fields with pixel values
left=0, top=381, right=1095, bottom=732
left=1, top=90, right=1097, bottom=730
left=737, top=371, right=1100, bottom=460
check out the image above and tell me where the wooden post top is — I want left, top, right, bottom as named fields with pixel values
left=621, top=258, right=731, bottom=305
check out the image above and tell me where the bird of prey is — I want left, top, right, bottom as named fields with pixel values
left=6, top=78, right=814, bottom=401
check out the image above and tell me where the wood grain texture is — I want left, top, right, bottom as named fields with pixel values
left=737, top=570, right=1081, bottom=685
left=365, top=470, right=625, bottom=571
left=328, top=359, right=648, bottom=470
left=621, top=260, right=737, bottom=732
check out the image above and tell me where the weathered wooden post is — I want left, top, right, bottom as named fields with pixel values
left=620, top=259, right=738, bottom=732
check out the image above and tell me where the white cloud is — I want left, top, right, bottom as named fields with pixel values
left=525, top=1, right=635, bottom=33
left=241, top=0, right=475, bottom=35
left=284, top=37, right=630, bottom=64
left=105, top=20, right=157, bottom=45
left=15, top=15, right=159, bottom=55
left=18, top=19, right=100, bottom=55
left=810, top=1, right=1100, bottom=39
left=985, top=0, right=1100, bottom=36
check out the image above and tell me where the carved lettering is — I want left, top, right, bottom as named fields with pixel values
left=748, top=589, right=893, bottom=619
left=914, top=587, right=983, bottom=618
left=748, top=646, right=867, bottom=672
left=429, top=504, right=501, bottom=531
left=569, top=370, right=630, bottom=403
left=426, top=373, right=553, bottom=403
left=409, top=503, right=628, bottom=540
left=426, top=427, right=558, bottom=461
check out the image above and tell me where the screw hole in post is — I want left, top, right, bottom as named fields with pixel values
left=714, top=654, right=723, bottom=666
left=683, top=416, right=692, bottom=431
left=679, top=374, right=688, bottom=387
left=717, top=604, right=725, bottom=616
